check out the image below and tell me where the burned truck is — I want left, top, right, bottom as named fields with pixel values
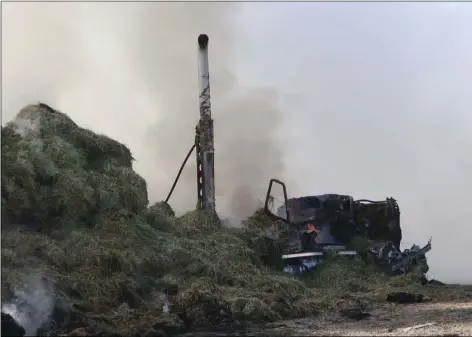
left=162, top=34, right=430, bottom=280
left=263, top=179, right=431, bottom=277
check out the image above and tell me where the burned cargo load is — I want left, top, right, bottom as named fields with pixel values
left=262, top=179, right=431, bottom=278
left=276, top=194, right=402, bottom=251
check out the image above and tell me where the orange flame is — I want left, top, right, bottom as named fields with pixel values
left=306, top=224, right=321, bottom=234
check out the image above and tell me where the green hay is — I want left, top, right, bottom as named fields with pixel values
left=141, top=201, right=176, bottom=232
left=175, top=209, right=221, bottom=236
left=242, top=209, right=289, bottom=269
left=1, top=104, right=446, bottom=336
left=2, top=104, right=148, bottom=229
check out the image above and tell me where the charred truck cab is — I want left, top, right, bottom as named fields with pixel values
left=165, top=35, right=431, bottom=280
left=264, top=179, right=405, bottom=275
left=277, top=194, right=402, bottom=250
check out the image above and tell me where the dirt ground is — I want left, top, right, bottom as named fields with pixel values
left=182, top=285, right=472, bottom=337
left=274, top=301, right=472, bottom=336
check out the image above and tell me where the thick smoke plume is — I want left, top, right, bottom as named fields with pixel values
left=3, top=3, right=472, bottom=284
left=2, top=2, right=286, bottom=220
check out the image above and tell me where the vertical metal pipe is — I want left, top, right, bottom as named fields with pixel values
left=197, top=34, right=216, bottom=211
left=198, top=34, right=211, bottom=119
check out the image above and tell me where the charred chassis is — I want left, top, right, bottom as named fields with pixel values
left=264, top=179, right=402, bottom=254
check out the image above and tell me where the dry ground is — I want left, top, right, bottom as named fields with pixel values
left=182, top=285, right=472, bottom=337
left=277, top=300, right=472, bottom=336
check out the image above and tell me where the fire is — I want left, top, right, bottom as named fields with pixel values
left=306, top=223, right=320, bottom=234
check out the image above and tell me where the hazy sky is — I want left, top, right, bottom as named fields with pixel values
left=2, top=2, right=471, bottom=283
left=236, top=2, right=472, bottom=283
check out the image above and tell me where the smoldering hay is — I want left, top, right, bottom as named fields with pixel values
left=2, top=102, right=471, bottom=336
left=2, top=2, right=288, bottom=221
left=3, top=1, right=472, bottom=285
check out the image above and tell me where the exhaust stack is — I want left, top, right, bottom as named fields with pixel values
left=195, top=34, right=216, bottom=212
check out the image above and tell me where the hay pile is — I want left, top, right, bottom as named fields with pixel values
left=2, top=104, right=147, bottom=231
left=1, top=104, right=427, bottom=337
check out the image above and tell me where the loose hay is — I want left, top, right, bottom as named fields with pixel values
left=1, top=104, right=448, bottom=336
left=2, top=104, right=148, bottom=230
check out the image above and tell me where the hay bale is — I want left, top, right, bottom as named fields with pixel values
left=1, top=104, right=148, bottom=229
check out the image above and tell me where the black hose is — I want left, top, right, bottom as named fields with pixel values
left=165, top=144, right=196, bottom=203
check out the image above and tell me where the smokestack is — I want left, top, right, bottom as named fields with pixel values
left=196, top=33, right=216, bottom=212
left=197, top=34, right=211, bottom=120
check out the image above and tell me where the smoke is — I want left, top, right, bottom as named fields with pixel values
left=1, top=274, right=55, bottom=336
left=3, top=2, right=472, bottom=283
left=1, top=2, right=286, bottom=220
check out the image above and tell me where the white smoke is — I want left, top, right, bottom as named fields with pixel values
left=2, top=2, right=472, bottom=284
left=1, top=2, right=287, bottom=221
left=1, top=274, right=55, bottom=336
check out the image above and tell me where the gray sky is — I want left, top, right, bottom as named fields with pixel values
left=2, top=2, right=471, bottom=283
left=236, top=2, right=472, bottom=283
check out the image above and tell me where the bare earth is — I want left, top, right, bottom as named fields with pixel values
left=274, top=301, right=472, bottom=336
left=181, top=285, right=472, bottom=337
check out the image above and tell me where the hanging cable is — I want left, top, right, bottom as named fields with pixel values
left=165, top=144, right=196, bottom=203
